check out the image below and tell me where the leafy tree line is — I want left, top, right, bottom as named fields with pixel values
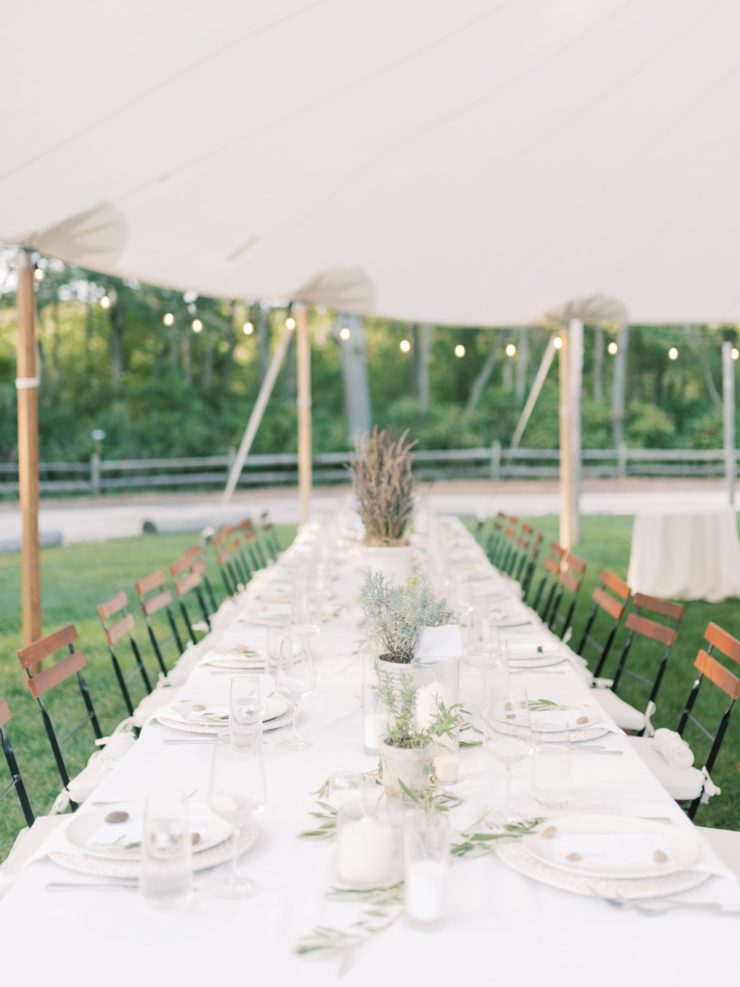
left=0, top=254, right=737, bottom=463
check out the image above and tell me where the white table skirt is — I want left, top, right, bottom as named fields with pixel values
left=2, top=518, right=738, bottom=987
left=627, top=509, right=740, bottom=602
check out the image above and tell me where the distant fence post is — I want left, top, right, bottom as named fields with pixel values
left=226, top=446, right=236, bottom=486
left=617, top=442, right=627, bottom=479
left=90, top=452, right=101, bottom=495
left=490, top=440, right=502, bottom=480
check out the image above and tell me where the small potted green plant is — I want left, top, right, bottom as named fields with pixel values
left=376, top=667, right=464, bottom=799
left=350, top=427, right=416, bottom=583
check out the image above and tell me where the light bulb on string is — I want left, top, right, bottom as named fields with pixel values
left=339, top=326, right=351, bottom=342
left=34, top=267, right=45, bottom=282
left=454, top=343, right=465, bottom=358
left=163, top=312, right=175, bottom=327
left=100, top=294, right=111, bottom=310
left=553, top=336, right=563, bottom=350
left=505, top=342, right=517, bottom=357
left=732, top=346, right=739, bottom=361
left=607, top=341, right=618, bottom=356
left=668, top=346, right=679, bottom=361
left=243, top=321, right=254, bottom=335
left=286, top=316, right=296, bottom=330
left=399, top=339, right=411, bottom=353
left=192, top=318, right=203, bottom=333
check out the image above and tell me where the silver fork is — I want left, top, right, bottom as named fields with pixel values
left=603, top=896, right=739, bottom=916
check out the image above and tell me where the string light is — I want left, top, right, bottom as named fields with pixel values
left=505, top=342, right=517, bottom=357
left=732, top=346, right=739, bottom=361
left=607, top=341, right=619, bottom=356
left=286, top=316, right=296, bottom=330
left=192, top=318, right=203, bottom=333
left=668, top=346, right=679, bottom=361
left=243, top=321, right=254, bottom=335
left=100, top=294, right=111, bottom=310
left=163, top=312, right=175, bottom=327
left=553, top=336, right=563, bottom=350
left=33, top=267, right=45, bottom=282
left=454, top=343, right=466, bottom=358
left=399, top=338, right=411, bottom=353
left=339, top=326, right=351, bottom=341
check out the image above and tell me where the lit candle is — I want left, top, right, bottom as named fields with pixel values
left=415, top=682, right=456, bottom=730
left=405, top=860, right=447, bottom=927
left=434, top=751, right=459, bottom=785
left=336, top=814, right=394, bottom=887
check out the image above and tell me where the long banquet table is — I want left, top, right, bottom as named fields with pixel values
left=2, top=516, right=738, bottom=986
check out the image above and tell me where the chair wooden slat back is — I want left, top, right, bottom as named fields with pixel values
left=97, top=591, right=154, bottom=718
left=0, top=697, right=10, bottom=730
left=16, top=625, right=102, bottom=799
left=631, top=592, right=685, bottom=626
left=549, top=552, right=587, bottom=640
left=625, top=611, right=677, bottom=648
left=135, top=571, right=183, bottom=676
left=678, top=622, right=740, bottom=819
left=576, top=568, right=630, bottom=677
left=168, top=554, right=212, bottom=642
left=609, top=598, right=681, bottom=720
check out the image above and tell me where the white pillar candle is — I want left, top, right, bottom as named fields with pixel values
left=415, top=682, right=456, bottom=729
left=336, top=816, right=394, bottom=887
left=363, top=712, right=387, bottom=754
left=434, top=751, right=459, bottom=785
left=405, top=860, right=446, bottom=926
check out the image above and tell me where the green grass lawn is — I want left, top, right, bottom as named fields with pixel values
left=1, top=514, right=738, bottom=862
left=466, top=514, right=740, bottom=833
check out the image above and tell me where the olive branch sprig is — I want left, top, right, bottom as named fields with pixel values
left=451, top=814, right=545, bottom=858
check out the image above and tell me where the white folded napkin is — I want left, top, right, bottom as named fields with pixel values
left=415, top=624, right=462, bottom=662
left=552, top=832, right=670, bottom=868
left=653, top=728, right=694, bottom=768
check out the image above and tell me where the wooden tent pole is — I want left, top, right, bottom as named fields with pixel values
left=558, top=326, right=572, bottom=550
left=16, top=249, right=41, bottom=644
left=295, top=304, right=312, bottom=523
left=510, top=335, right=557, bottom=451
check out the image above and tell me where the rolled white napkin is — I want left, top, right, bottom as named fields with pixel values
left=653, top=728, right=694, bottom=768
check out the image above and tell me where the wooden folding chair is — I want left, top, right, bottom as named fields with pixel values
left=548, top=551, right=587, bottom=640
left=97, top=591, right=156, bottom=718
left=593, top=594, right=684, bottom=734
left=135, top=569, right=185, bottom=674
left=519, top=529, right=543, bottom=599
left=16, top=625, right=104, bottom=808
left=258, top=511, right=281, bottom=560
left=529, top=542, right=566, bottom=619
left=238, top=517, right=268, bottom=571
left=183, top=543, right=220, bottom=613
left=168, top=554, right=212, bottom=642
left=0, top=698, right=35, bottom=828
left=576, top=569, right=631, bottom=676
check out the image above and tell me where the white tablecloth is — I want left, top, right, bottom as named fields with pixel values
left=627, top=509, right=740, bottom=601
left=1, top=519, right=738, bottom=986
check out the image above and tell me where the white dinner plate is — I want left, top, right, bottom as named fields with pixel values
left=523, top=815, right=700, bottom=880
left=508, top=655, right=567, bottom=671
left=65, top=801, right=233, bottom=861
left=192, top=695, right=288, bottom=725
left=203, top=653, right=266, bottom=671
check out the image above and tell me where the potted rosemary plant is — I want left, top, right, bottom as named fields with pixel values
left=350, top=427, right=416, bottom=583
left=376, top=665, right=464, bottom=799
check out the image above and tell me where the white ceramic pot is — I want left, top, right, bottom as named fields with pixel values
left=358, top=545, right=415, bottom=586
left=379, top=740, right=434, bottom=800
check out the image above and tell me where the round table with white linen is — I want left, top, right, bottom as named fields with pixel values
left=627, top=509, right=740, bottom=602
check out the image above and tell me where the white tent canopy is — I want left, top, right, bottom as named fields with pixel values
left=3, top=0, right=740, bottom=325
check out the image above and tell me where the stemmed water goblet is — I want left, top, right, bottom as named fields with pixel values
left=275, top=634, right=315, bottom=750
left=207, top=735, right=266, bottom=898
left=483, top=686, right=533, bottom=823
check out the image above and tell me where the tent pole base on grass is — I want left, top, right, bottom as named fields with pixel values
left=16, top=248, right=42, bottom=645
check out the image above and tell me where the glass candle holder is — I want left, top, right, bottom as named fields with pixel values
left=433, top=729, right=460, bottom=786
left=532, top=725, right=572, bottom=809
left=362, top=683, right=388, bottom=755
left=403, top=812, right=450, bottom=930
left=336, top=801, right=395, bottom=888
left=229, top=675, right=262, bottom=749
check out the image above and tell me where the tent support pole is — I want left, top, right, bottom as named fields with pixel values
left=296, top=303, right=312, bottom=523
left=722, top=340, right=736, bottom=506
left=16, top=249, right=41, bottom=645
left=510, top=336, right=556, bottom=451
left=559, top=319, right=583, bottom=550
left=222, top=320, right=294, bottom=503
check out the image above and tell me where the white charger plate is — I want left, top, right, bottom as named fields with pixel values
left=523, top=815, right=700, bottom=880
left=51, top=819, right=258, bottom=879
left=65, top=801, right=233, bottom=861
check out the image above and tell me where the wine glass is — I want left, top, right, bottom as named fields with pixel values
left=483, top=687, right=533, bottom=823
left=207, top=736, right=266, bottom=898
left=266, top=621, right=290, bottom=687
left=275, top=634, right=315, bottom=750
